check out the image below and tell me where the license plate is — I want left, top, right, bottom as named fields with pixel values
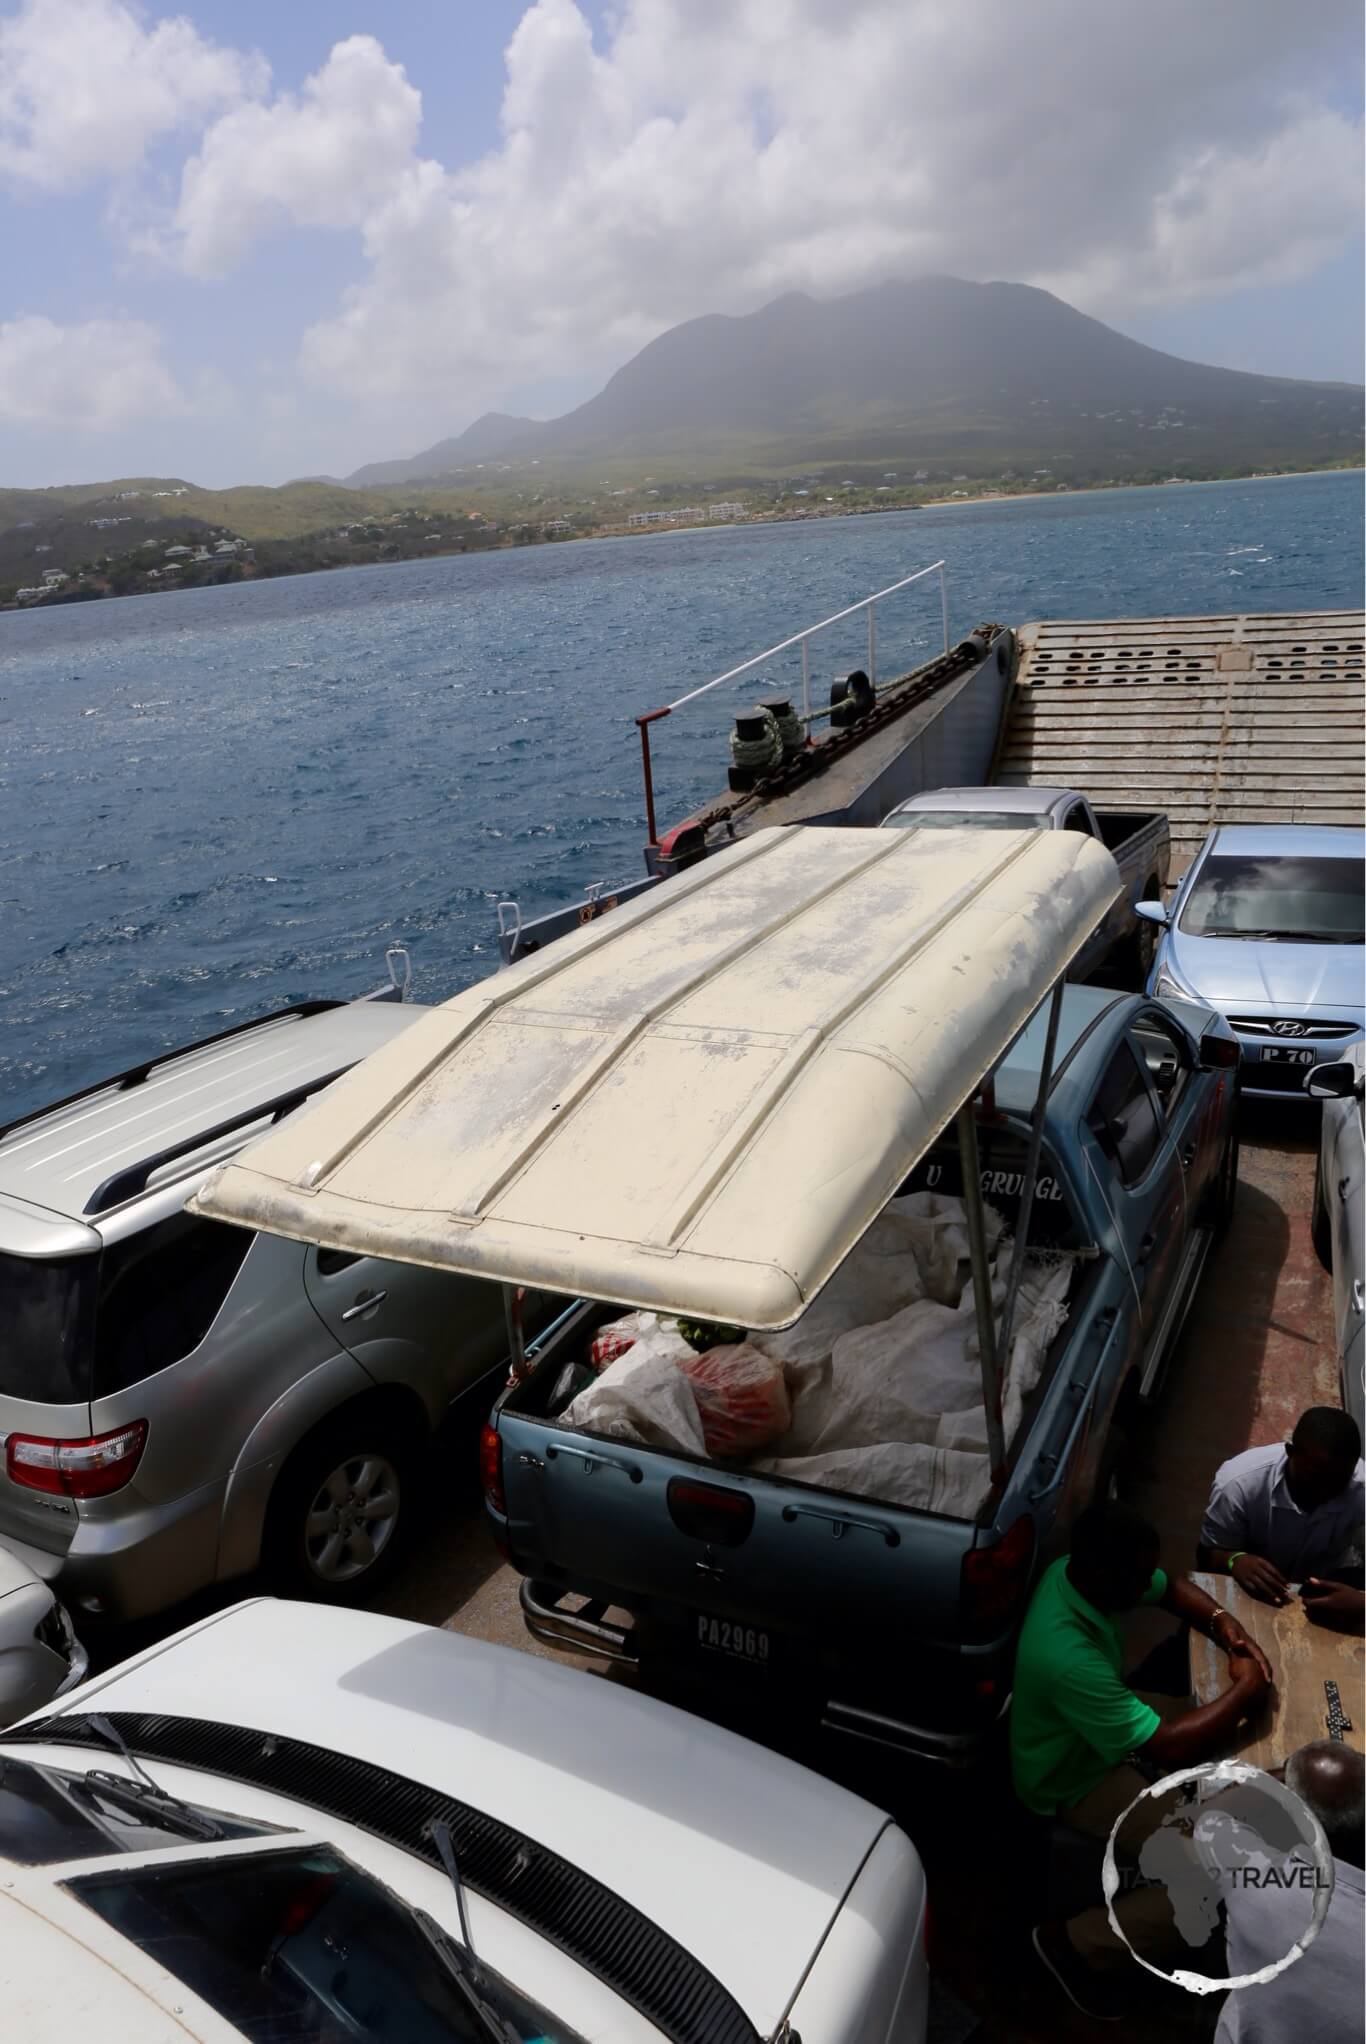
left=1261, top=1045, right=1317, bottom=1066
left=695, top=1614, right=770, bottom=1666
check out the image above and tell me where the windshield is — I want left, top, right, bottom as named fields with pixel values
left=67, top=1844, right=587, bottom=2044
left=886, top=809, right=1036, bottom=830
left=1179, top=854, right=1365, bottom=942
left=0, top=1254, right=97, bottom=1404
left=0, top=1757, right=274, bottom=1864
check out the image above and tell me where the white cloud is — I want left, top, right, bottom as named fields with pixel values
left=165, top=35, right=421, bottom=277
left=0, top=314, right=186, bottom=427
left=0, top=0, right=266, bottom=192
left=285, top=0, right=1363, bottom=421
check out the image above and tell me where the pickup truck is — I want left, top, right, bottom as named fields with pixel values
left=882, top=785, right=1170, bottom=983
left=193, top=823, right=1238, bottom=1765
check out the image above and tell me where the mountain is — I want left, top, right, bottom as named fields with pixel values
left=345, top=276, right=1363, bottom=484
left=347, top=413, right=543, bottom=487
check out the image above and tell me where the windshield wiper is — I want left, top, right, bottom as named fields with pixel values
left=1198, top=928, right=1361, bottom=944
left=416, top=1817, right=520, bottom=2044
left=76, top=1713, right=223, bottom=1841
left=411, top=1907, right=521, bottom=2044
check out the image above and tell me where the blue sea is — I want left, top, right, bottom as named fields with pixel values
left=2, top=471, right=1361, bottom=1118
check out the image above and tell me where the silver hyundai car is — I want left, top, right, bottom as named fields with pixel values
left=1138, top=824, right=1365, bottom=1099
left=0, top=998, right=549, bottom=1624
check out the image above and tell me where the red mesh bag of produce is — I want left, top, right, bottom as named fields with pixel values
left=679, top=1343, right=792, bottom=1460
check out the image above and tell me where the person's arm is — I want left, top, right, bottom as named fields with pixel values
left=1196, top=1475, right=1289, bottom=1604
left=1196, top=1543, right=1290, bottom=1604
left=1160, top=1571, right=1274, bottom=1683
left=1299, top=1578, right=1366, bottom=1634
left=1142, top=1650, right=1270, bottom=1770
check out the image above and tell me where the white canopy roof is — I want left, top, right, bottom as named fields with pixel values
left=193, top=825, right=1120, bottom=1327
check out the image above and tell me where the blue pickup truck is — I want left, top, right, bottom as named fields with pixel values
left=486, top=983, right=1239, bottom=1759
left=195, top=823, right=1241, bottom=1763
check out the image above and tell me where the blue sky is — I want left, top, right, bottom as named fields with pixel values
left=1, top=0, right=1361, bottom=488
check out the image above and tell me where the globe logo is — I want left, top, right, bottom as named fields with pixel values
left=1102, top=1759, right=1336, bottom=1994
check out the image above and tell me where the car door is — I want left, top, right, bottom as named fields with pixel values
left=1328, top=1086, right=1365, bottom=1398
left=1130, top=1005, right=1221, bottom=1193
left=303, top=1247, right=519, bottom=1423
left=1082, top=1035, right=1187, bottom=1351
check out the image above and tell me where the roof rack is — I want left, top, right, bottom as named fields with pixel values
left=83, top=1070, right=348, bottom=1217
left=0, top=1001, right=343, bottom=1148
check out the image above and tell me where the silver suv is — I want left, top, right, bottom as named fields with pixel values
left=0, top=997, right=537, bottom=1624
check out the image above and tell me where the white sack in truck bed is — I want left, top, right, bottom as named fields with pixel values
left=554, top=1196, right=1072, bottom=1521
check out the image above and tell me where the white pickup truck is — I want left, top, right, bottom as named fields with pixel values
left=882, top=784, right=1170, bottom=981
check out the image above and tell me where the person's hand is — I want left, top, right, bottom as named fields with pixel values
left=1227, top=1645, right=1272, bottom=1709
left=1300, top=1579, right=1366, bottom=1634
left=1230, top=1553, right=1290, bottom=1604
left=1215, top=1621, right=1273, bottom=1685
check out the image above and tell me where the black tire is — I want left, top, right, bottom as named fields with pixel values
left=1125, top=888, right=1160, bottom=990
left=266, top=1408, right=420, bottom=1605
left=1094, top=1423, right=1129, bottom=1505
left=1208, top=1117, right=1240, bottom=1237
left=1311, top=1154, right=1332, bottom=1270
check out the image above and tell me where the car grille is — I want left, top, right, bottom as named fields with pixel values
left=1228, top=1017, right=1357, bottom=1040
left=8, top=1710, right=760, bottom=2044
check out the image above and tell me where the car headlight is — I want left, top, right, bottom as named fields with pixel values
left=1153, top=965, right=1193, bottom=1001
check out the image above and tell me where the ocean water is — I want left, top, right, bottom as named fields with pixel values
left=2, top=471, right=1361, bottom=1118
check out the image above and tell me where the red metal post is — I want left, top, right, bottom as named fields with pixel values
left=635, top=708, right=671, bottom=846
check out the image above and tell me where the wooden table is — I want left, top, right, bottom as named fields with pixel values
left=1188, top=1571, right=1366, bottom=1769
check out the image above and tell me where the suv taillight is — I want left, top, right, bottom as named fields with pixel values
left=479, top=1423, right=506, bottom=1516
left=7, top=1421, right=148, bottom=1499
left=961, top=1515, right=1036, bottom=1635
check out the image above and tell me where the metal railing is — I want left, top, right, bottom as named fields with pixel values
left=634, top=560, right=949, bottom=843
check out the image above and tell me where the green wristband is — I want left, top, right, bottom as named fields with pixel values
left=1227, top=1551, right=1246, bottom=1573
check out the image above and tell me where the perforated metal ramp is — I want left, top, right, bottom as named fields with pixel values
left=1003, top=611, right=1364, bottom=865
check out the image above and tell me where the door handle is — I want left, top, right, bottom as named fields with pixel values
left=341, top=1290, right=387, bottom=1321
left=1353, top=1280, right=1364, bottom=1316
left=546, top=1440, right=643, bottom=1483
left=1339, top=1177, right=1352, bottom=1202
left=1136, top=1231, right=1157, bottom=1264
left=1180, top=1142, right=1196, bottom=1168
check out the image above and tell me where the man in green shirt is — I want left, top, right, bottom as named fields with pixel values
left=1013, top=1501, right=1273, bottom=2020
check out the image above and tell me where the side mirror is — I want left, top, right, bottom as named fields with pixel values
left=1305, top=1061, right=1359, bottom=1100
left=1134, top=900, right=1169, bottom=928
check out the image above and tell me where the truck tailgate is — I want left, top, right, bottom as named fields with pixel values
left=497, top=1406, right=972, bottom=1663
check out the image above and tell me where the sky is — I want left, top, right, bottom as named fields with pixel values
left=1, top=0, right=1362, bottom=490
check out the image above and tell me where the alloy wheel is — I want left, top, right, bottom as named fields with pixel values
left=303, top=1452, right=402, bottom=1584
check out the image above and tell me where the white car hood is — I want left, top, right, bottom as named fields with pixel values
left=0, top=1543, right=45, bottom=1600
left=38, top=1601, right=894, bottom=2035
left=1166, top=931, right=1364, bottom=1014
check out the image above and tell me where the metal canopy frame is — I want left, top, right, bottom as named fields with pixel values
left=954, top=973, right=1068, bottom=1479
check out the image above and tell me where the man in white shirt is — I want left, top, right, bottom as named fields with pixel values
left=1198, top=1409, right=1364, bottom=1634
left=1214, top=1741, right=1364, bottom=2044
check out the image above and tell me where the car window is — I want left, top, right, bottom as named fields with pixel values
left=1130, top=1013, right=1191, bottom=1121
left=1062, top=804, right=1092, bottom=836
left=94, top=1212, right=254, bottom=1394
left=67, top=1844, right=587, bottom=2044
left=1087, top=1044, right=1162, bottom=1185
left=315, top=1247, right=362, bottom=1277
left=1179, top=853, right=1365, bottom=941
left=0, top=1252, right=98, bottom=1404
left=0, top=1759, right=272, bottom=1866
left=884, top=809, right=1034, bottom=830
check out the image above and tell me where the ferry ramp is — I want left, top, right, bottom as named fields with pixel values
left=1002, top=610, right=1365, bottom=867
